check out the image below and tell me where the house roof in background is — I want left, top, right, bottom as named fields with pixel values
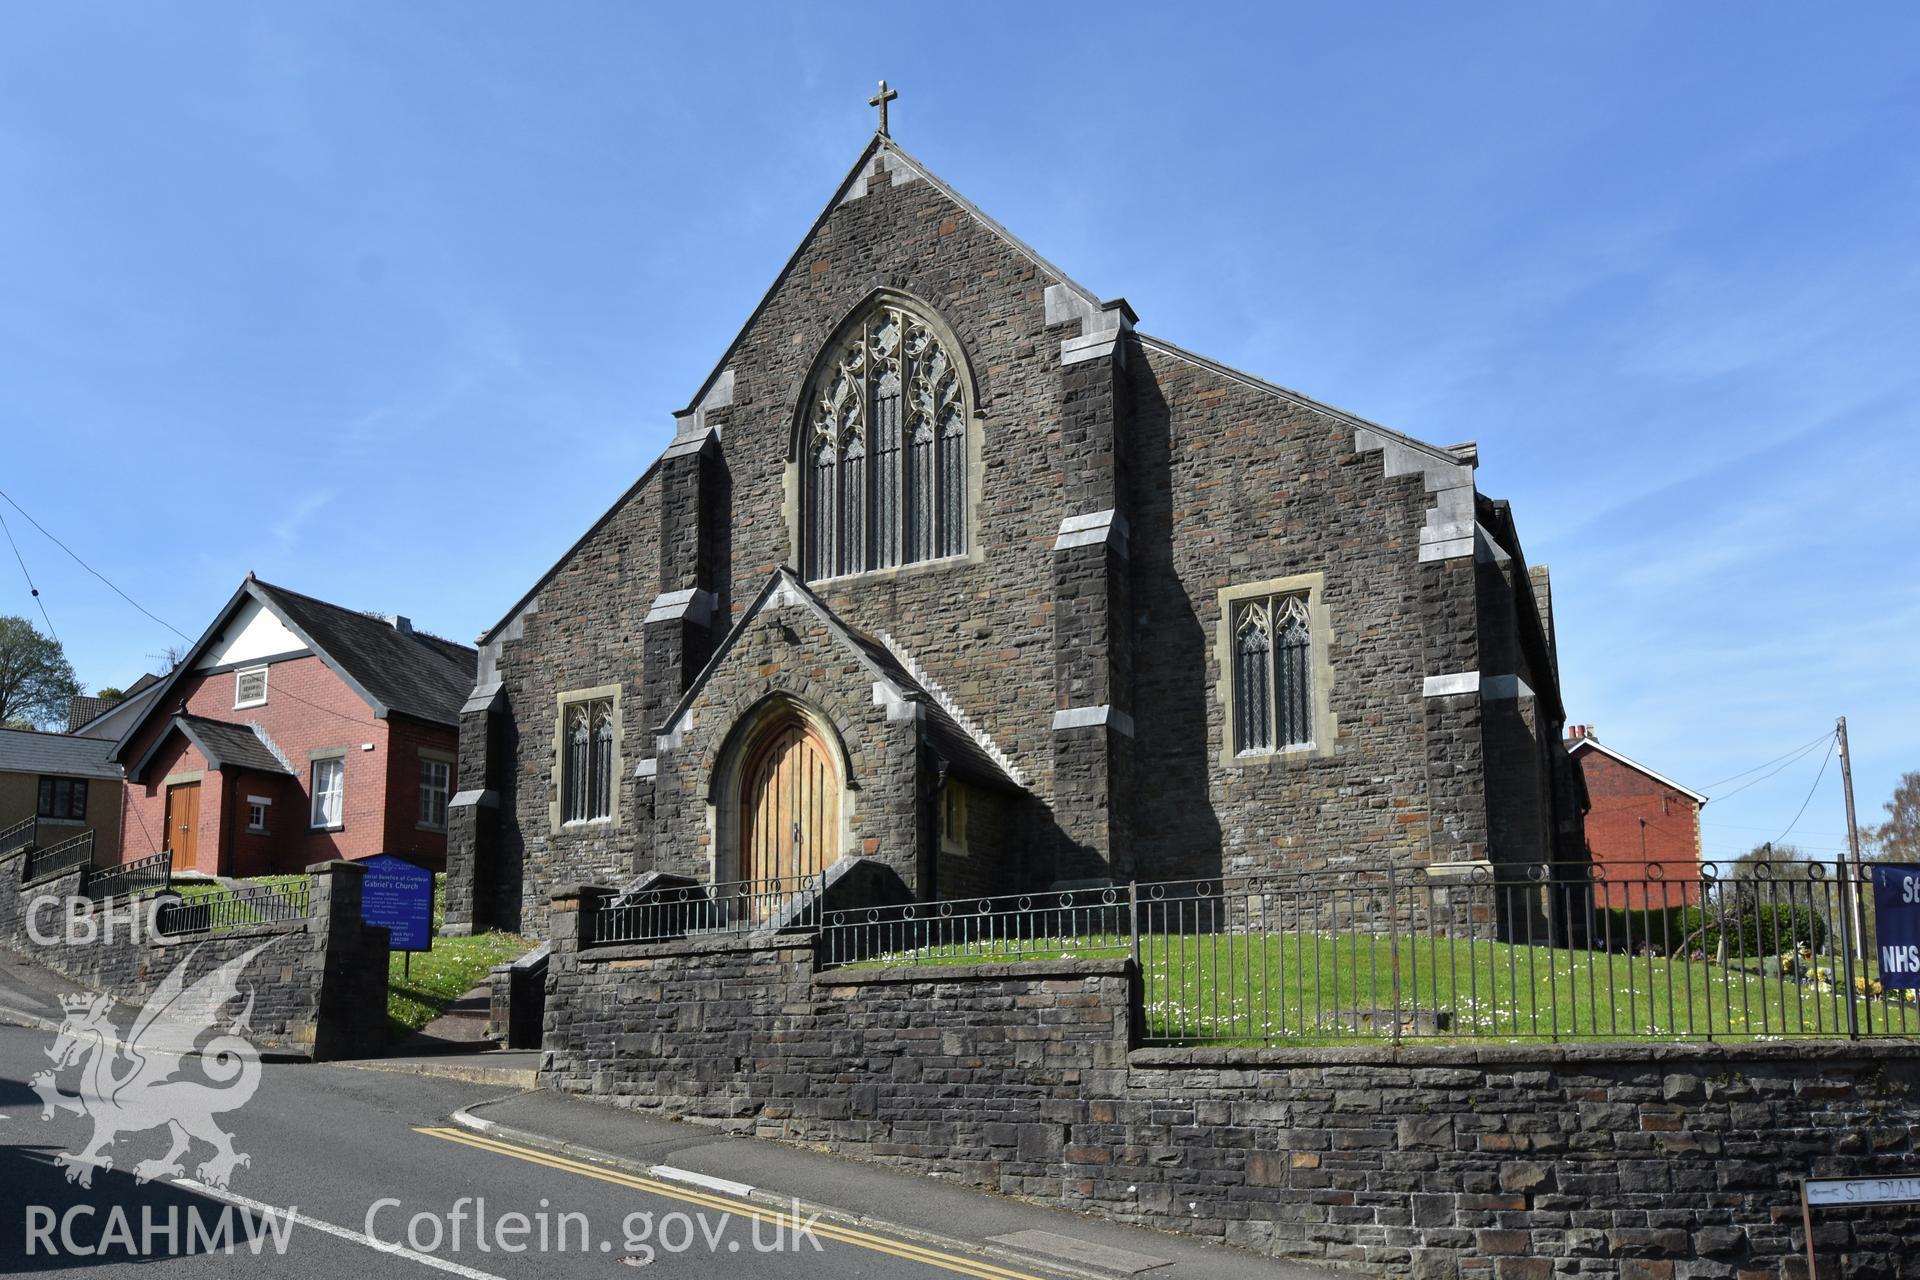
left=66, top=695, right=117, bottom=733
left=69, top=675, right=162, bottom=740
left=0, top=727, right=121, bottom=780
left=111, top=577, right=479, bottom=762
left=1568, top=737, right=1708, bottom=805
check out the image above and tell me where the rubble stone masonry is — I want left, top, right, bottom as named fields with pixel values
left=544, top=888, right=1918, bottom=1279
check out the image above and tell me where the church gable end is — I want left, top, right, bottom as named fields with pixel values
left=447, top=112, right=1581, bottom=938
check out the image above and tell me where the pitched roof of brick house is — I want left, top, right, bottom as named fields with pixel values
left=251, top=580, right=476, bottom=727
left=1567, top=734, right=1707, bottom=806
left=128, top=714, right=293, bottom=783
left=110, top=577, right=478, bottom=764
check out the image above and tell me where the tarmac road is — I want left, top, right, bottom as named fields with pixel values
left=0, top=1023, right=1065, bottom=1279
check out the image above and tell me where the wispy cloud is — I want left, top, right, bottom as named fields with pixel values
left=271, top=489, right=333, bottom=548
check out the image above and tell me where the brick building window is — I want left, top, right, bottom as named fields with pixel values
left=234, top=666, right=268, bottom=708
left=562, top=699, right=614, bottom=824
left=310, top=757, right=344, bottom=829
left=246, top=797, right=271, bottom=833
left=804, top=298, right=968, bottom=580
left=37, top=776, right=88, bottom=822
left=419, top=757, right=450, bottom=830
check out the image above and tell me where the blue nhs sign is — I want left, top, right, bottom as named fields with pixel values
left=1870, top=865, right=1920, bottom=989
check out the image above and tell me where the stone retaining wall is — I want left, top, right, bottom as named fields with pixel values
left=544, top=885, right=1918, bottom=1278
left=0, top=850, right=390, bottom=1060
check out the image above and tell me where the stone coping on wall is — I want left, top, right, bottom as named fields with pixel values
left=815, top=956, right=1133, bottom=986
left=1130, top=1036, right=1920, bottom=1069
left=153, top=917, right=311, bottom=948
left=578, top=932, right=817, bottom=963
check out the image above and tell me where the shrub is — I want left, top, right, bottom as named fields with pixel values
left=1593, top=900, right=1827, bottom=958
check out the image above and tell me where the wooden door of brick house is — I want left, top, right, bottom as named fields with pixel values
left=163, top=781, right=201, bottom=873
left=739, top=719, right=838, bottom=897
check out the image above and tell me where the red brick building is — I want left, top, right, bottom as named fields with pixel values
left=1567, top=726, right=1707, bottom=907
left=110, top=576, right=474, bottom=877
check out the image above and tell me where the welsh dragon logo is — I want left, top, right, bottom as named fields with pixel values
left=30, top=943, right=270, bottom=1189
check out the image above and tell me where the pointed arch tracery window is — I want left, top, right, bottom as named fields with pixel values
left=561, top=696, right=616, bottom=824
left=1232, top=594, right=1314, bottom=753
left=804, top=301, right=967, bottom=580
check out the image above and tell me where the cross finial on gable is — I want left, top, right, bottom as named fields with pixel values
left=868, top=80, right=898, bottom=137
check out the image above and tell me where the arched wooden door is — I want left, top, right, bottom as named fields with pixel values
left=738, top=718, right=840, bottom=889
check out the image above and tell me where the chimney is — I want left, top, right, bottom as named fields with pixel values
left=386, top=615, right=412, bottom=635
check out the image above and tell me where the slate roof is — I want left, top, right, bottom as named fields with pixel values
left=252, top=580, right=476, bottom=726
left=0, top=727, right=121, bottom=780
left=111, top=579, right=479, bottom=765
left=127, top=715, right=292, bottom=783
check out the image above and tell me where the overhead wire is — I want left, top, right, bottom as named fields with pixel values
left=0, top=485, right=191, bottom=641
left=1771, top=732, right=1838, bottom=847
left=0, top=506, right=57, bottom=642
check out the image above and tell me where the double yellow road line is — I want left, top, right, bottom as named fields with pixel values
left=415, top=1126, right=1054, bottom=1280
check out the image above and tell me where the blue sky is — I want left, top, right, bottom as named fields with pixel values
left=2, top=4, right=1914, bottom=864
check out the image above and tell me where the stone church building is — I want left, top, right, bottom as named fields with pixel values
left=446, top=105, right=1583, bottom=936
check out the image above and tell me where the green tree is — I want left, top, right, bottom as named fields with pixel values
left=94, top=686, right=125, bottom=701
left=1721, top=840, right=1806, bottom=886
left=1866, top=771, right=1920, bottom=861
left=0, top=616, right=82, bottom=728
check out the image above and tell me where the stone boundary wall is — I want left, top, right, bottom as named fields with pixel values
left=544, top=885, right=1919, bottom=1278
left=0, top=850, right=390, bottom=1060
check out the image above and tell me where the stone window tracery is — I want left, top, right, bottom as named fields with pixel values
left=804, top=301, right=966, bottom=579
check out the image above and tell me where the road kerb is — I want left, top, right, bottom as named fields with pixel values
left=446, top=1102, right=1138, bottom=1280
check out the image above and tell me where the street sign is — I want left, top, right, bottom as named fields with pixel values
left=1801, top=1175, right=1920, bottom=1277
left=1806, top=1177, right=1920, bottom=1207
left=360, top=854, right=435, bottom=953
left=1869, top=865, right=1920, bottom=989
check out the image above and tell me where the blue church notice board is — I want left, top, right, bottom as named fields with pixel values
left=360, top=854, right=435, bottom=953
left=1870, top=864, right=1920, bottom=989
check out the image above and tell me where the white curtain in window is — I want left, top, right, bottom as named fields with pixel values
left=311, top=758, right=344, bottom=828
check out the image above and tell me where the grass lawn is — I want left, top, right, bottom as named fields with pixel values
left=385, top=874, right=532, bottom=1042
left=385, top=931, right=531, bottom=1042
left=840, top=929, right=1920, bottom=1045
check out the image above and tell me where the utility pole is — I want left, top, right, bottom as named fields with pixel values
left=1838, top=716, right=1868, bottom=967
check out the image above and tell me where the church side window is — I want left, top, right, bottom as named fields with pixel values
left=1231, top=594, right=1314, bottom=754
left=562, top=697, right=615, bottom=823
left=804, top=301, right=967, bottom=580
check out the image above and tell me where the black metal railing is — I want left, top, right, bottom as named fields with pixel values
left=156, top=877, right=309, bottom=935
left=22, top=830, right=94, bottom=882
left=820, top=884, right=1133, bottom=967
left=816, top=860, right=1917, bottom=1044
left=82, top=850, right=172, bottom=901
left=584, top=873, right=827, bottom=946
left=0, top=815, right=35, bottom=858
